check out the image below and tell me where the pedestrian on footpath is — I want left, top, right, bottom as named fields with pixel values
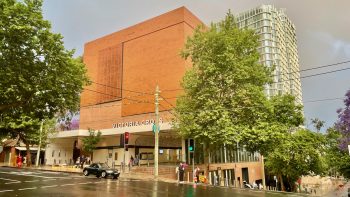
left=194, top=166, right=200, bottom=183
left=178, top=162, right=185, bottom=183
left=80, top=155, right=85, bottom=169
left=17, top=154, right=23, bottom=168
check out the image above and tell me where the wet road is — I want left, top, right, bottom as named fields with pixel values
left=0, top=167, right=310, bottom=197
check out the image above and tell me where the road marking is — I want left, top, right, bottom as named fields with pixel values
left=0, top=171, right=56, bottom=179
left=41, top=185, right=58, bottom=188
left=25, top=180, right=39, bottom=182
left=79, top=182, right=89, bottom=185
left=19, top=187, right=37, bottom=191
left=0, top=190, right=14, bottom=193
left=42, top=179, right=57, bottom=181
left=61, top=183, right=75, bottom=186
left=5, top=181, right=21, bottom=184
left=0, top=177, right=20, bottom=182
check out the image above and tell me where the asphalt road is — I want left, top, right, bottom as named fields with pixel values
left=0, top=167, right=320, bottom=197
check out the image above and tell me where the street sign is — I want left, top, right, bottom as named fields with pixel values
left=152, top=123, right=159, bottom=133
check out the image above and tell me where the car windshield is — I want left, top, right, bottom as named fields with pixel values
left=98, top=163, right=110, bottom=168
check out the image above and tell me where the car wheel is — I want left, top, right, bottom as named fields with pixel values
left=101, top=171, right=107, bottom=178
left=112, top=175, right=118, bottom=180
left=83, top=170, right=89, bottom=176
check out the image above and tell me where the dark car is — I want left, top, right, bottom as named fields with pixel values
left=83, top=163, right=120, bottom=179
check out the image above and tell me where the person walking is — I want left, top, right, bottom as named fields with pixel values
left=17, top=155, right=22, bottom=168
left=80, top=155, right=85, bottom=169
left=194, top=166, right=200, bottom=183
left=178, top=162, right=185, bottom=183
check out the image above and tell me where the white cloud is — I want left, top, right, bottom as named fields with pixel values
left=312, top=31, right=350, bottom=58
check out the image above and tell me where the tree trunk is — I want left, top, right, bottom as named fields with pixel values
left=25, top=142, right=31, bottom=167
left=278, top=174, right=285, bottom=191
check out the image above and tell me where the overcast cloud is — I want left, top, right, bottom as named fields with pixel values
left=42, top=0, right=350, bottom=131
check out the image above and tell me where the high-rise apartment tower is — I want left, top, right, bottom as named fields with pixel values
left=236, top=5, right=302, bottom=103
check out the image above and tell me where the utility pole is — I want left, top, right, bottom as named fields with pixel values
left=224, top=143, right=228, bottom=186
left=261, top=155, right=266, bottom=190
left=35, top=120, right=43, bottom=167
left=154, top=85, right=160, bottom=180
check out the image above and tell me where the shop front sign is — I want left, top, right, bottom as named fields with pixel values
left=112, top=118, right=163, bottom=129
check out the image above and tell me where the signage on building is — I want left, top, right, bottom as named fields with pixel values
left=112, top=118, right=163, bottom=129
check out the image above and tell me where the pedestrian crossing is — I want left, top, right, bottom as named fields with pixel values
left=0, top=168, right=112, bottom=195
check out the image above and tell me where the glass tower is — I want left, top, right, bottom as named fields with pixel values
left=236, top=5, right=302, bottom=103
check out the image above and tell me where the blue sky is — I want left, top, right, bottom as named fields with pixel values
left=42, top=0, right=350, bottom=131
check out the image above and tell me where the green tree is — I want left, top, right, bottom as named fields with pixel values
left=241, top=94, right=304, bottom=156
left=324, top=127, right=350, bottom=178
left=175, top=12, right=273, bottom=151
left=265, top=129, right=326, bottom=191
left=0, top=0, right=89, bottom=119
left=82, top=128, right=102, bottom=160
left=0, top=0, right=89, bottom=164
left=311, top=118, right=325, bottom=132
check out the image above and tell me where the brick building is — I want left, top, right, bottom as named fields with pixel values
left=45, top=7, right=263, bottom=186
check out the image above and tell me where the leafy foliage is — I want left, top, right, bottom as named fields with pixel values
left=265, top=129, right=326, bottom=188
left=29, top=118, right=57, bottom=147
left=324, top=127, right=350, bottom=178
left=82, top=128, right=102, bottom=154
left=0, top=0, right=89, bottom=123
left=175, top=12, right=273, bottom=148
left=335, top=89, right=350, bottom=151
left=0, top=0, right=89, bottom=165
left=241, top=94, right=304, bottom=156
left=174, top=11, right=312, bottom=190
left=311, top=118, right=325, bottom=132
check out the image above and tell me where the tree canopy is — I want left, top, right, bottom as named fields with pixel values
left=265, top=129, right=326, bottom=190
left=174, top=11, right=310, bottom=191
left=82, top=129, right=102, bottom=155
left=336, top=89, right=350, bottom=151
left=0, top=0, right=89, bottom=165
left=0, top=0, right=89, bottom=122
left=175, top=12, right=273, bottom=148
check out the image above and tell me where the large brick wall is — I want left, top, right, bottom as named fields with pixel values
left=80, top=7, right=203, bottom=130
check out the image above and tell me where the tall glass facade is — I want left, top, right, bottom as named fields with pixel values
left=236, top=5, right=302, bottom=103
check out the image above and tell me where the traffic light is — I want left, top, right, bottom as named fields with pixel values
left=124, top=132, right=129, bottom=151
left=125, top=132, right=129, bottom=145
left=189, top=139, right=194, bottom=152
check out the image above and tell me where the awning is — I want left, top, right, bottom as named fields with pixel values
left=15, top=147, right=45, bottom=151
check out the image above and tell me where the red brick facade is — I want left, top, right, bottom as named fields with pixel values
left=80, top=7, right=203, bottom=130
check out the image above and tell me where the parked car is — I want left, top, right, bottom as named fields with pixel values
left=83, top=163, right=120, bottom=179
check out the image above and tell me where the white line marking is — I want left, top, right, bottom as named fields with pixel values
left=0, top=190, right=14, bottom=192
left=19, top=187, right=37, bottom=191
left=25, top=180, right=39, bottom=182
left=41, top=185, right=58, bottom=188
left=42, top=179, right=57, bottom=181
left=0, top=172, right=65, bottom=179
left=0, top=177, right=20, bottom=182
left=78, top=182, right=88, bottom=185
left=61, top=183, right=75, bottom=186
left=5, top=181, right=21, bottom=184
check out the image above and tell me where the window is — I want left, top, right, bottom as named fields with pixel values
left=52, top=150, right=55, bottom=157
